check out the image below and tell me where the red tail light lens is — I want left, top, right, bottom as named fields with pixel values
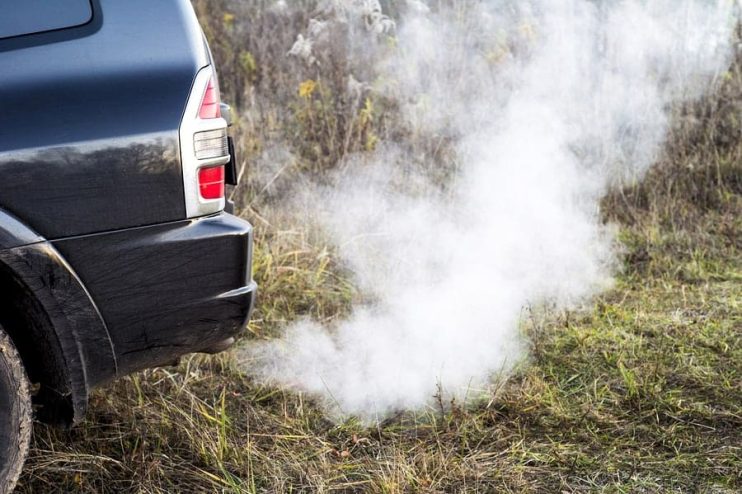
left=199, top=77, right=222, bottom=119
left=198, top=165, right=225, bottom=199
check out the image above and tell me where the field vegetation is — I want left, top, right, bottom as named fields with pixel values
left=16, top=2, right=741, bottom=492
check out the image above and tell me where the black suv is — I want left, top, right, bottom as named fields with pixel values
left=0, top=1, right=256, bottom=489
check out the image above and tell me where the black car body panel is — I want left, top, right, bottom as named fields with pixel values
left=0, top=209, right=43, bottom=249
left=53, top=214, right=256, bottom=377
left=0, top=135, right=185, bottom=239
left=0, top=0, right=209, bottom=239
left=0, top=0, right=256, bottom=424
left=0, top=217, right=116, bottom=423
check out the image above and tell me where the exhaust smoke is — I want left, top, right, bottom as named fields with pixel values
left=241, top=0, right=738, bottom=419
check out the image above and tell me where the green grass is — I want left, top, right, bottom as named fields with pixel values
left=15, top=204, right=741, bottom=492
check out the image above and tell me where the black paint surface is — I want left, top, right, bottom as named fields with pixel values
left=54, top=213, right=256, bottom=376
left=0, top=241, right=116, bottom=422
left=0, top=0, right=209, bottom=239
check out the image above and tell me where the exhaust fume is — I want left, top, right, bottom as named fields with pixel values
left=241, top=0, right=739, bottom=420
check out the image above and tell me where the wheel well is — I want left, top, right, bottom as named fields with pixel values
left=0, top=265, right=75, bottom=425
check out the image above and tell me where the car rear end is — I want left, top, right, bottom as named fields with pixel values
left=0, top=0, right=256, bottom=382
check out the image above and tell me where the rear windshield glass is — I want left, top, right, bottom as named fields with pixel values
left=0, top=0, right=93, bottom=40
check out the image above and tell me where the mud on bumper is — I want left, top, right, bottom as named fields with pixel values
left=53, top=213, right=256, bottom=378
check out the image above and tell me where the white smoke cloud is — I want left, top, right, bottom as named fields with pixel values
left=241, top=0, right=738, bottom=420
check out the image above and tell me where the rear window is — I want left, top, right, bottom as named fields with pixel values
left=0, top=0, right=93, bottom=40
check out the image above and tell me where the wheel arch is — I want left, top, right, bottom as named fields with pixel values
left=0, top=209, right=117, bottom=424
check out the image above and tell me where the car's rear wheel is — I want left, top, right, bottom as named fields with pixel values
left=0, top=325, right=32, bottom=494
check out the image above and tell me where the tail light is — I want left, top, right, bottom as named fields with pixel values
left=194, top=128, right=229, bottom=160
left=198, top=165, right=225, bottom=200
left=179, top=66, right=229, bottom=217
left=199, top=78, right=222, bottom=119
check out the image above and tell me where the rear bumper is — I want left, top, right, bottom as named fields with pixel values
left=53, top=213, right=256, bottom=378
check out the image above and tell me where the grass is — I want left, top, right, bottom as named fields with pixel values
left=15, top=205, right=741, bottom=492
left=15, top=3, right=742, bottom=492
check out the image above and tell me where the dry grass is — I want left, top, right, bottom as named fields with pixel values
left=16, top=235, right=740, bottom=492
left=15, top=3, right=742, bottom=492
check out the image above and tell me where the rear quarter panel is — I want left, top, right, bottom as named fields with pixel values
left=0, top=0, right=209, bottom=239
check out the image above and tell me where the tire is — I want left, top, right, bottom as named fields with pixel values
left=0, top=325, right=32, bottom=494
